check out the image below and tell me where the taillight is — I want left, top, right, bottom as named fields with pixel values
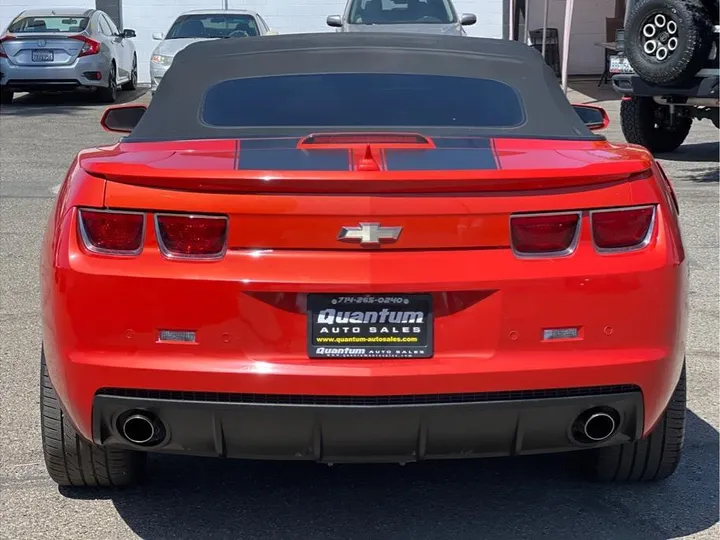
left=71, top=35, right=101, bottom=57
left=590, top=205, right=655, bottom=252
left=78, top=209, right=145, bottom=255
left=155, top=214, right=228, bottom=259
left=510, top=211, right=581, bottom=256
left=0, top=35, right=15, bottom=58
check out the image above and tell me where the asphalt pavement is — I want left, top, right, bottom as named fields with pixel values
left=0, top=82, right=718, bottom=540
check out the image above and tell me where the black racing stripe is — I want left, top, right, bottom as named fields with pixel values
left=384, top=147, right=498, bottom=171
left=239, top=137, right=301, bottom=149
left=236, top=148, right=351, bottom=170
left=432, top=137, right=493, bottom=149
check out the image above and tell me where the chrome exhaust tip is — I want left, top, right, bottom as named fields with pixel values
left=582, top=412, right=617, bottom=442
left=572, top=407, right=619, bottom=444
left=121, top=412, right=162, bottom=446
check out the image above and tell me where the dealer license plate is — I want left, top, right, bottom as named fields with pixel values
left=609, top=55, right=634, bottom=74
left=32, top=50, right=54, bottom=62
left=307, top=294, right=433, bottom=359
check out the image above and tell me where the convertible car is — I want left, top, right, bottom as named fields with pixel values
left=40, top=33, right=688, bottom=488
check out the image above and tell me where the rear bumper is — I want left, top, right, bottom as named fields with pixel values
left=93, top=386, right=644, bottom=461
left=42, top=204, right=688, bottom=452
left=0, top=56, right=108, bottom=90
left=612, top=73, right=720, bottom=99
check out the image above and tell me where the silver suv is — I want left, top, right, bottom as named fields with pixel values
left=0, top=8, right=137, bottom=104
left=326, top=0, right=476, bottom=35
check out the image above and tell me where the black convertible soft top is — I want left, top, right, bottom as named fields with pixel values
left=126, top=33, right=601, bottom=142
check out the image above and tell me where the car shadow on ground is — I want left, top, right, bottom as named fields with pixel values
left=657, top=142, right=720, bottom=167
left=0, top=87, right=148, bottom=117
left=567, top=79, right=621, bottom=104
left=59, top=410, right=718, bottom=540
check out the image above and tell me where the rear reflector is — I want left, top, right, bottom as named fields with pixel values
left=158, top=330, right=196, bottom=343
left=78, top=209, right=145, bottom=255
left=591, top=206, right=655, bottom=252
left=510, top=212, right=581, bottom=256
left=155, top=214, right=228, bottom=259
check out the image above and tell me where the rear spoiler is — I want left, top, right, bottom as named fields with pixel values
left=81, top=160, right=653, bottom=195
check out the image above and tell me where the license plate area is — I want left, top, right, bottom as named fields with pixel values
left=609, top=55, right=634, bottom=74
left=32, top=50, right=54, bottom=62
left=307, top=294, right=433, bottom=359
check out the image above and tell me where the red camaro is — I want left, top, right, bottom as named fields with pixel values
left=40, top=33, right=688, bottom=488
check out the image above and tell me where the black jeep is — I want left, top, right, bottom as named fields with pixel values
left=610, top=0, right=719, bottom=152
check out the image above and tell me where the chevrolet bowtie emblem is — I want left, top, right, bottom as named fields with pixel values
left=338, top=222, right=402, bottom=246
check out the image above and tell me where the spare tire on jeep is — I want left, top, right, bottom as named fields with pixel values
left=624, top=0, right=714, bottom=85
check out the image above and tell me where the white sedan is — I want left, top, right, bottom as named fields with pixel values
left=149, top=9, right=276, bottom=94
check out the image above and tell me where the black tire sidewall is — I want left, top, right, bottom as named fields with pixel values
left=620, top=97, right=692, bottom=153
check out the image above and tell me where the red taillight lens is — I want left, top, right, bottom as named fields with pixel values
left=71, top=35, right=100, bottom=57
left=591, top=206, right=655, bottom=251
left=78, top=209, right=145, bottom=255
left=510, top=212, right=581, bottom=255
left=155, top=214, right=228, bottom=259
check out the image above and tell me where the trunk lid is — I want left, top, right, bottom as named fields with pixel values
left=2, top=33, right=87, bottom=66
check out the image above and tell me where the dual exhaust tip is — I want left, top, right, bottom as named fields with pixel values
left=119, top=411, right=165, bottom=447
left=572, top=407, right=619, bottom=444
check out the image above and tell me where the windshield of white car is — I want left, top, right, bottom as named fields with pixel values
left=7, top=16, right=89, bottom=33
left=347, top=0, right=456, bottom=24
left=166, top=14, right=260, bottom=39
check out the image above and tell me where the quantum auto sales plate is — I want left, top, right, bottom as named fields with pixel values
left=307, top=294, right=433, bottom=359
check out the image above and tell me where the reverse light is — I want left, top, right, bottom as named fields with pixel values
left=510, top=212, right=581, bottom=256
left=78, top=209, right=145, bottom=255
left=155, top=213, right=228, bottom=259
left=590, top=205, right=656, bottom=252
left=71, top=35, right=101, bottom=57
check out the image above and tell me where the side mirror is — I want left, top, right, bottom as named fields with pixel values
left=122, top=28, right=136, bottom=38
left=573, top=104, right=609, bottom=130
left=100, top=104, right=147, bottom=133
left=152, top=32, right=164, bottom=40
left=460, top=13, right=477, bottom=26
left=326, top=15, right=343, bottom=27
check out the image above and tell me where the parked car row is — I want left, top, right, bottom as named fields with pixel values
left=0, top=0, right=477, bottom=103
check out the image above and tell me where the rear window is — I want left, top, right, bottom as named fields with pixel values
left=201, top=73, right=525, bottom=128
left=8, top=16, right=89, bottom=33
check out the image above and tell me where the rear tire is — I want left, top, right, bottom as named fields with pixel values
left=585, top=362, right=686, bottom=482
left=625, top=0, right=713, bottom=85
left=96, top=62, right=118, bottom=103
left=40, top=347, right=146, bottom=487
left=0, top=88, right=14, bottom=105
left=620, top=96, right=692, bottom=153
